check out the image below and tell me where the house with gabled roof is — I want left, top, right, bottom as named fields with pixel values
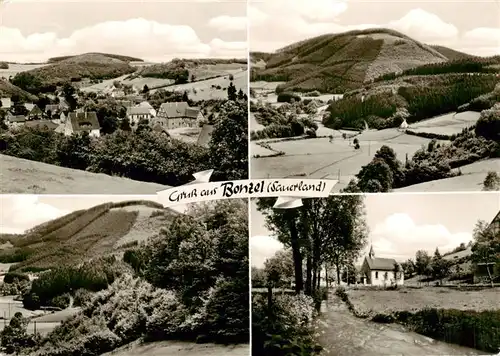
left=64, top=111, right=101, bottom=137
left=152, top=101, right=203, bottom=130
left=45, top=104, right=60, bottom=118
left=126, top=106, right=154, bottom=126
left=137, top=101, right=156, bottom=117
left=359, top=246, right=404, bottom=286
left=5, top=113, right=26, bottom=127
left=24, top=103, right=43, bottom=120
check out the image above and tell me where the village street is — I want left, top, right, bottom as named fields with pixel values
left=315, top=294, right=488, bottom=356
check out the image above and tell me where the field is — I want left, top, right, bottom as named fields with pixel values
left=251, top=128, right=433, bottom=191
left=104, top=340, right=249, bottom=356
left=347, top=287, right=500, bottom=316
left=250, top=80, right=342, bottom=105
left=408, top=111, right=481, bottom=136
left=0, top=154, right=169, bottom=194
left=394, top=158, right=500, bottom=192
left=0, top=63, right=47, bottom=79
left=161, top=69, right=247, bottom=101
left=79, top=73, right=175, bottom=93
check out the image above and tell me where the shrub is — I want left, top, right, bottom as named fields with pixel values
left=73, top=288, right=93, bottom=307
left=49, top=293, right=71, bottom=309
left=475, top=104, right=500, bottom=142
left=277, top=92, right=301, bottom=103
left=3, top=272, right=30, bottom=284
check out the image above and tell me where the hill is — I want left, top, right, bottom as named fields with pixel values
left=0, top=200, right=178, bottom=272
left=48, top=53, right=144, bottom=63
left=251, top=28, right=466, bottom=93
left=0, top=154, right=169, bottom=194
left=430, top=46, right=475, bottom=61
left=0, top=78, right=38, bottom=102
left=12, top=53, right=136, bottom=91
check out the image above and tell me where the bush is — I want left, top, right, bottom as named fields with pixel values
left=475, top=104, right=500, bottom=142
left=50, top=293, right=71, bottom=309
left=73, top=288, right=93, bottom=307
left=252, top=293, right=321, bottom=356
left=277, top=92, right=301, bottom=103
left=400, top=308, right=500, bottom=353
left=3, top=272, right=30, bottom=284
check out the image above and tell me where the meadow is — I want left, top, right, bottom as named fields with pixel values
left=0, top=154, right=169, bottom=194
left=408, top=111, right=481, bottom=136
left=347, top=287, right=500, bottom=316
left=0, top=63, right=47, bottom=79
left=251, top=128, right=433, bottom=191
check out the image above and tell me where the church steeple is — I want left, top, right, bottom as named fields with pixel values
left=368, top=245, right=375, bottom=259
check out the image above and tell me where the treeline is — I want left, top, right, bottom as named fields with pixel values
left=375, top=57, right=500, bottom=82
left=14, top=200, right=249, bottom=355
left=350, top=105, right=500, bottom=192
left=0, top=99, right=248, bottom=184
left=252, top=195, right=368, bottom=355
left=324, top=74, right=498, bottom=130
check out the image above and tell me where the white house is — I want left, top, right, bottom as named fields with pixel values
left=359, top=246, right=404, bottom=286
left=399, top=119, right=409, bottom=131
left=126, top=107, right=154, bottom=126
left=0, top=97, right=12, bottom=109
left=64, top=111, right=101, bottom=137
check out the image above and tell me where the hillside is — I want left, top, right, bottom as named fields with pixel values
left=0, top=200, right=178, bottom=272
left=431, top=46, right=475, bottom=61
left=0, top=78, right=38, bottom=102
left=48, top=53, right=144, bottom=63
left=13, top=53, right=136, bottom=91
left=250, top=28, right=461, bottom=93
left=0, top=154, right=170, bottom=194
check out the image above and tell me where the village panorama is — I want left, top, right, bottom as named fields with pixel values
left=0, top=54, right=248, bottom=194
left=250, top=192, right=500, bottom=355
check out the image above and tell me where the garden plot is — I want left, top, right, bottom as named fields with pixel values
left=408, top=111, right=481, bottom=136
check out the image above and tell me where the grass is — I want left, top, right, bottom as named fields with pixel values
left=0, top=154, right=169, bottom=194
left=48, top=53, right=144, bottom=63
left=0, top=78, right=38, bottom=101
left=347, top=287, right=500, bottom=316
left=407, top=111, right=480, bottom=136
left=251, top=128, right=432, bottom=190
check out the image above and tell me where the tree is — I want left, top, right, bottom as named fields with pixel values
left=470, top=220, right=500, bottom=287
left=431, top=248, right=450, bottom=284
left=209, top=100, right=248, bottom=181
left=237, top=88, right=245, bottom=100
left=401, top=259, right=416, bottom=278
left=483, top=171, right=500, bottom=191
left=475, top=103, right=500, bottom=142
left=190, top=74, right=196, bottom=82
left=356, top=158, right=394, bottom=192
left=251, top=267, right=267, bottom=288
left=142, top=84, right=149, bottom=94
left=182, top=91, right=189, bottom=103
left=263, top=249, right=294, bottom=288
left=120, top=117, right=132, bottom=131
left=0, top=312, right=37, bottom=354
left=62, top=83, right=78, bottom=111
left=227, top=82, right=237, bottom=101
left=415, top=250, right=431, bottom=277
left=393, top=262, right=402, bottom=284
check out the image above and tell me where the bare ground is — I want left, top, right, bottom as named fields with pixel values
left=0, top=154, right=169, bottom=194
left=348, top=287, right=500, bottom=315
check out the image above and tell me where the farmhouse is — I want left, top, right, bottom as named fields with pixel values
left=5, top=113, right=26, bottom=126
left=64, top=111, right=101, bottom=137
left=359, top=246, right=404, bottom=286
left=0, top=97, right=12, bottom=109
left=126, top=107, right=154, bottom=125
left=24, top=103, right=43, bottom=120
left=153, top=102, right=203, bottom=130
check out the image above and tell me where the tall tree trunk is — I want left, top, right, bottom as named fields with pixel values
left=288, top=216, right=303, bottom=293
left=317, top=268, right=321, bottom=289
left=302, top=203, right=313, bottom=296
left=325, top=267, right=329, bottom=288
left=335, top=258, right=341, bottom=286
left=486, top=264, right=494, bottom=288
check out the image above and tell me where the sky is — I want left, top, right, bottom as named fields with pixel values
left=0, top=194, right=188, bottom=234
left=250, top=192, right=500, bottom=268
left=249, top=0, right=500, bottom=56
left=0, top=0, right=248, bottom=63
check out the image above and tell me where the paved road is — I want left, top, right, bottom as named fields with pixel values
left=316, top=295, right=489, bottom=356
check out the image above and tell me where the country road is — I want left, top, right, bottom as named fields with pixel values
left=316, top=295, right=490, bottom=356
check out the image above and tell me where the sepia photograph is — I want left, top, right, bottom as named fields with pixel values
left=249, top=0, right=500, bottom=193
left=0, top=0, right=248, bottom=194
left=251, top=192, right=500, bottom=355
left=0, top=194, right=249, bottom=356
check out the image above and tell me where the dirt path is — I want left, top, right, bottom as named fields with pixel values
left=316, top=295, right=488, bottom=356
